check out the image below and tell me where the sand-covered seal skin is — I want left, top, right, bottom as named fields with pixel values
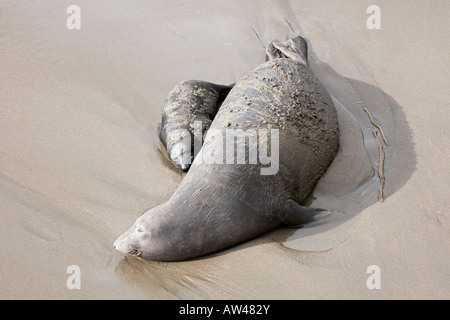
left=158, top=80, right=233, bottom=171
left=114, top=36, right=340, bottom=261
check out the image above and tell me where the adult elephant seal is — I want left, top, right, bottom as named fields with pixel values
left=114, top=36, right=340, bottom=261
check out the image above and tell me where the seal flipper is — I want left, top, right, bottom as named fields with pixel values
left=266, top=36, right=308, bottom=66
left=281, top=199, right=332, bottom=227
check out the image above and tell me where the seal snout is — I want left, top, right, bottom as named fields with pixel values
left=179, top=163, right=190, bottom=171
left=169, top=141, right=193, bottom=172
left=113, top=231, right=141, bottom=257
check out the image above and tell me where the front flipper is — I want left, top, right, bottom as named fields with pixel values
left=281, top=199, right=334, bottom=227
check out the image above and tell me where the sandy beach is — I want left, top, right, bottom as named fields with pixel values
left=1, top=0, right=449, bottom=299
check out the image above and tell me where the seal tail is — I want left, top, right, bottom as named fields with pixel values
left=266, top=36, right=308, bottom=66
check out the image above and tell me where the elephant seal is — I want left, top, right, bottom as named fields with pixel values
left=158, top=80, right=233, bottom=171
left=114, top=36, right=340, bottom=261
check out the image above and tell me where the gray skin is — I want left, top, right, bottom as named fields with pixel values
left=114, top=36, right=340, bottom=261
left=158, top=80, right=233, bottom=171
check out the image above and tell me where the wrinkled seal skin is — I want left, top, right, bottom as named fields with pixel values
left=114, top=36, right=340, bottom=261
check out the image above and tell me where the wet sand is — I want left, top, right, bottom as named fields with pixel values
left=1, top=0, right=449, bottom=299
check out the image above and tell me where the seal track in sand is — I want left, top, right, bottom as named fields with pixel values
left=363, top=107, right=390, bottom=146
left=373, top=129, right=386, bottom=202
left=364, top=106, right=389, bottom=202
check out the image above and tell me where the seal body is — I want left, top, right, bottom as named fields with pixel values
left=114, top=36, right=339, bottom=261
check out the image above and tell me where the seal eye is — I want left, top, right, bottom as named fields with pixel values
left=137, top=228, right=144, bottom=233
left=179, top=136, right=183, bottom=141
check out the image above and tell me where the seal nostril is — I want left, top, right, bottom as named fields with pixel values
left=129, top=247, right=141, bottom=256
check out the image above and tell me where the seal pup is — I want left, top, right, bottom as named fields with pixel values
left=158, top=81, right=233, bottom=171
left=114, top=36, right=340, bottom=261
